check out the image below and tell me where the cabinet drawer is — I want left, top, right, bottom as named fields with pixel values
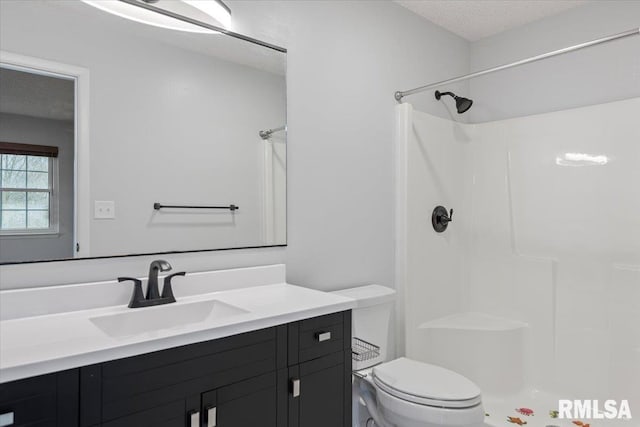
left=0, top=370, right=78, bottom=427
left=0, top=393, right=56, bottom=427
left=0, top=374, right=56, bottom=427
left=297, top=312, right=345, bottom=363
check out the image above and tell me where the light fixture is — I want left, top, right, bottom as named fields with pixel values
left=184, top=0, right=231, bottom=29
left=81, top=0, right=232, bottom=34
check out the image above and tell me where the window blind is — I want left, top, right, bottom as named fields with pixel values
left=0, top=142, right=59, bottom=158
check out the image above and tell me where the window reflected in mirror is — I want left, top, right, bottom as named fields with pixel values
left=0, top=68, right=75, bottom=263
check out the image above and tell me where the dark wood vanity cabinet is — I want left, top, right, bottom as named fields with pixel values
left=0, top=311, right=351, bottom=427
left=287, top=311, right=352, bottom=427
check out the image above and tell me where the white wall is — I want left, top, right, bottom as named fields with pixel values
left=0, top=113, right=75, bottom=262
left=469, top=0, right=640, bottom=123
left=228, top=0, right=470, bottom=290
left=0, top=1, right=469, bottom=289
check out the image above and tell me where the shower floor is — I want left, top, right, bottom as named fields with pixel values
left=482, top=389, right=635, bottom=427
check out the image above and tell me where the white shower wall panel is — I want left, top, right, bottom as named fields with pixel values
left=399, top=98, right=640, bottom=406
left=400, top=104, right=472, bottom=357
left=503, top=98, right=640, bottom=261
left=471, top=98, right=640, bottom=399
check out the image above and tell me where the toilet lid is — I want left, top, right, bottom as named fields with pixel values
left=372, top=358, right=481, bottom=408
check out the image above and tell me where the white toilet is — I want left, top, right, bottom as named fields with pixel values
left=332, top=285, right=485, bottom=427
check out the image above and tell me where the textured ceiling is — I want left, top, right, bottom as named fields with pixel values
left=394, top=0, right=590, bottom=41
left=0, top=68, right=75, bottom=121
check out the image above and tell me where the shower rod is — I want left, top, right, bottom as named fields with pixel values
left=394, top=27, right=640, bottom=102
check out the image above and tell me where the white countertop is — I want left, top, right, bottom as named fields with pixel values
left=0, top=279, right=356, bottom=383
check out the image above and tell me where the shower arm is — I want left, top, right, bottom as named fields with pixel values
left=435, top=91, right=455, bottom=100
left=394, top=27, right=640, bottom=102
left=259, top=125, right=287, bottom=140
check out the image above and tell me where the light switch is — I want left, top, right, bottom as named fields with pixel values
left=95, top=201, right=115, bottom=219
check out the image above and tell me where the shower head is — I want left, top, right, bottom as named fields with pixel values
left=435, top=90, right=473, bottom=114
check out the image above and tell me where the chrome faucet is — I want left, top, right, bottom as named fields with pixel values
left=118, top=260, right=186, bottom=308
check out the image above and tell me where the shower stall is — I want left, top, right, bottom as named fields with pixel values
left=395, top=28, right=639, bottom=426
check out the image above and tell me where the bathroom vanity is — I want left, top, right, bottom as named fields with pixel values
left=0, top=265, right=355, bottom=427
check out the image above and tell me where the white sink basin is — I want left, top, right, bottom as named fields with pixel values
left=90, top=300, right=248, bottom=338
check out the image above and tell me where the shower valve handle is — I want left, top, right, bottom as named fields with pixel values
left=441, top=209, right=453, bottom=223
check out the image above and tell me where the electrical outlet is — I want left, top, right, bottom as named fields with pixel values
left=94, top=201, right=115, bottom=219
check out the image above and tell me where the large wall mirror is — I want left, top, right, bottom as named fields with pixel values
left=0, top=0, right=287, bottom=264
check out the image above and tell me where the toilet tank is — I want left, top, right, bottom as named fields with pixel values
left=331, top=285, right=396, bottom=370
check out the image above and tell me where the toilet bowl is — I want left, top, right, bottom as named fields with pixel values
left=369, top=357, right=484, bottom=427
left=332, top=285, right=485, bottom=427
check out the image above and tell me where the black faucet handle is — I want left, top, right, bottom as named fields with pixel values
left=118, top=277, right=142, bottom=285
left=161, top=272, right=186, bottom=301
left=118, top=277, right=145, bottom=308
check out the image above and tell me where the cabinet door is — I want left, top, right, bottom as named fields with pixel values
left=80, top=327, right=280, bottom=427
left=288, top=351, right=346, bottom=427
left=202, top=372, right=278, bottom=427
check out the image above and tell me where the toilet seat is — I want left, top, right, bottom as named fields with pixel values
left=372, top=358, right=482, bottom=409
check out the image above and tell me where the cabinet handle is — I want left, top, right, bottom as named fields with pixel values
left=206, top=406, right=217, bottom=427
left=0, top=412, right=14, bottom=427
left=188, top=410, right=199, bottom=427
left=316, top=331, right=331, bottom=342
left=291, top=378, right=301, bottom=397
